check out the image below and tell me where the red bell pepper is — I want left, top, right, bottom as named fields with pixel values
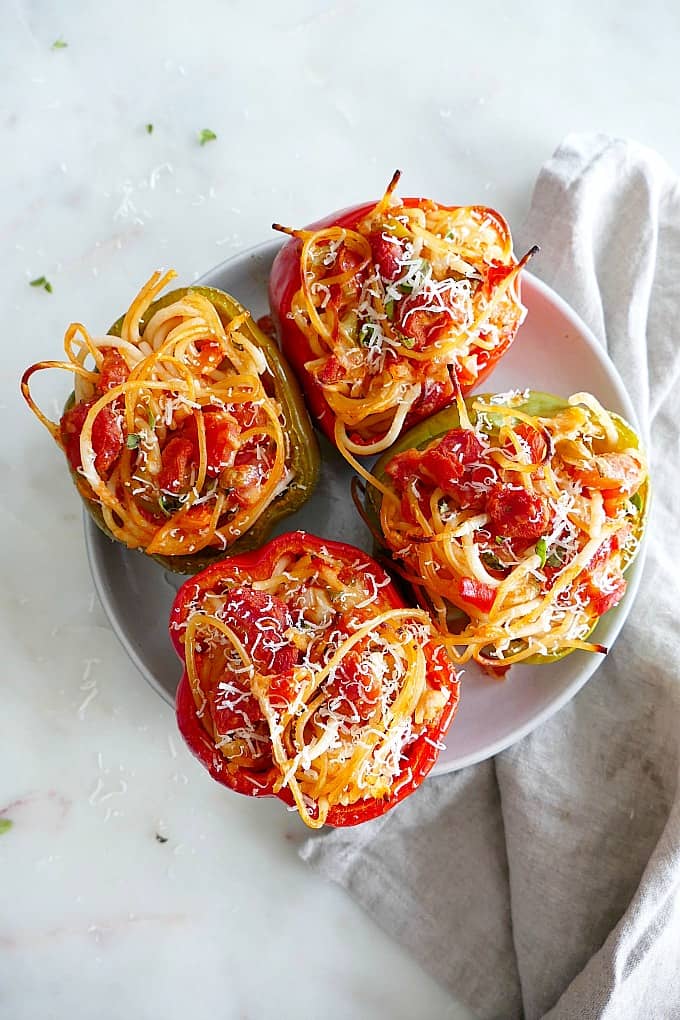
left=457, top=577, right=498, bottom=614
left=269, top=184, right=533, bottom=449
left=171, top=531, right=460, bottom=827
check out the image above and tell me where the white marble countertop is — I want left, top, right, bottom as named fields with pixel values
left=1, top=2, right=678, bottom=1017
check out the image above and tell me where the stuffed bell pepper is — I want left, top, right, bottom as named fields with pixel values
left=270, top=170, right=537, bottom=459
left=22, top=271, right=319, bottom=573
left=171, top=531, right=460, bottom=828
left=360, top=390, right=649, bottom=673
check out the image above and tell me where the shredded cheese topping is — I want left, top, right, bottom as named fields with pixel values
left=22, top=271, right=292, bottom=559
left=371, top=392, right=648, bottom=671
left=175, top=545, right=458, bottom=828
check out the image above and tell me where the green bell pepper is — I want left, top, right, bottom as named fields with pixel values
left=72, top=286, right=320, bottom=574
left=363, top=391, right=649, bottom=666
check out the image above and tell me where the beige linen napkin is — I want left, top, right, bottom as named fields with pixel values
left=300, top=133, right=680, bottom=1020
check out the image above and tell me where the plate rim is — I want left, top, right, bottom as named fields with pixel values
left=84, top=242, right=649, bottom=775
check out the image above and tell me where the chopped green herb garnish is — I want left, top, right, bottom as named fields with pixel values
left=158, top=494, right=174, bottom=517
left=384, top=299, right=395, bottom=320
left=126, top=433, right=141, bottom=449
left=400, top=334, right=415, bottom=349
left=0, top=818, right=13, bottom=835
left=535, top=537, right=547, bottom=568
left=198, top=128, right=217, bottom=146
left=445, top=229, right=456, bottom=241
left=52, top=38, right=68, bottom=50
left=495, top=535, right=506, bottom=545
left=546, top=546, right=566, bottom=569
left=358, top=322, right=379, bottom=346
left=147, top=409, right=156, bottom=429
left=30, top=276, right=52, bottom=293
left=419, top=258, right=431, bottom=276
left=481, top=550, right=505, bottom=571
left=398, top=282, right=413, bottom=294
left=630, top=491, right=643, bottom=511
left=146, top=123, right=154, bottom=135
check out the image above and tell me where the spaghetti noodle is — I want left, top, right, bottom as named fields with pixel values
left=22, top=272, right=318, bottom=570
left=364, top=390, right=649, bottom=673
left=171, top=532, right=460, bottom=828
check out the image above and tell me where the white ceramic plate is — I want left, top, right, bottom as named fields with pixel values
left=85, top=241, right=646, bottom=774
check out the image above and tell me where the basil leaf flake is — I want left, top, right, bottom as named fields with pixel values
left=199, top=128, right=217, bottom=146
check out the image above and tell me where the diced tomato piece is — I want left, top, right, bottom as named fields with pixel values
left=326, top=647, right=381, bottom=723
left=267, top=670, right=298, bottom=709
left=91, top=405, right=124, bottom=475
left=221, top=462, right=263, bottom=506
left=220, top=586, right=298, bottom=675
left=588, top=534, right=616, bottom=571
left=457, top=577, right=497, bottom=613
left=456, top=463, right=499, bottom=510
left=580, top=571, right=627, bottom=617
left=204, top=415, right=239, bottom=477
left=408, top=375, right=455, bottom=426
left=574, top=453, right=643, bottom=494
left=181, top=411, right=240, bottom=478
left=400, top=486, right=432, bottom=526
left=602, top=489, right=624, bottom=518
left=588, top=528, right=629, bottom=571
left=60, top=400, right=92, bottom=472
left=159, top=437, right=195, bottom=494
left=194, top=340, right=224, bottom=373
left=482, top=260, right=515, bottom=298
left=369, top=231, right=404, bottom=282
left=328, top=245, right=366, bottom=306
left=318, top=355, right=345, bottom=386
left=487, top=485, right=551, bottom=540
left=336, top=244, right=365, bottom=278
left=207, top=681, right=264, bottom=737
left=98, top=350, right=130, bottom=392
left=230, top=401, right=263, bottom=430
left=397, top=307, right=450, bottom=349
left=60, top=399, right=124, bottom=476
left=398, top=289, right=469, bottom=349
left=420, top=430, right=485, bottom=492
left=503, top=423, right=547, bottom=464
left=423, top=642, right=452, bottom=690
left=385, top=449, right=423, bottom=495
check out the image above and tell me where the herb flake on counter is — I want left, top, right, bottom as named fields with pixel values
left=146, top=123, right=154, bottom=135
left=52, top=38, right=68, bottom=50
left=0, top=818, right=13, bottom=835
left=30, top=276, right=53, bottom=293
left=198, top=128, right=217, bottom=146
left=155, top=832, right=168, bottom=844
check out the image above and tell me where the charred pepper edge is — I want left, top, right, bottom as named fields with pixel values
left=66, top=286, right=320, bottom=574
left=363, top=391, right=650, bottom=666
